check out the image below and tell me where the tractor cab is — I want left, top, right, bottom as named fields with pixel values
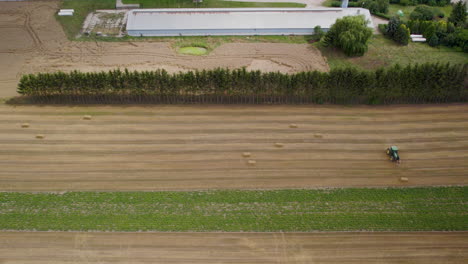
left=386, top=146, right=400, bottom=162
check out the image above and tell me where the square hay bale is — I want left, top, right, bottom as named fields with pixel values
left=242, top=152, right=251, bottom=158
left=21, top=123, right=30, bottom=128
left=274, top=143, right=284, bottom=148
left=289, top=124, right=298, bottom=128
left=247, top=160, right=256, bottom=165
left=83, top=115, right=92, bottom=120
left=35, top=134, right=45, bottom=139
left=399, top=177, right=409, bottom=183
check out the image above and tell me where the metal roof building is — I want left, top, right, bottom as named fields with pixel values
left=126, top=8, right=373, bottom=37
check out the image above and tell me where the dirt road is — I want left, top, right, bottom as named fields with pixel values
left=1, top=231, right=467, bottom=263
left=0, top=0, right=328, bottom=98
left=1, top=104, right=467, bottom=191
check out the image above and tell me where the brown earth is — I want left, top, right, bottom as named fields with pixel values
left=1, top=231, right=467, bottom=263
left=0, top=0, right=329, bottom=98
left=0, top=104, right=467, bottom=191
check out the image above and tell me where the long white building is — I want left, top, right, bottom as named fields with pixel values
left=126, top=8, right=373, bottom=37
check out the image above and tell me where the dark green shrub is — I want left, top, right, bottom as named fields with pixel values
left=394, top=24, right=411, bottom=45
left=386, top=16, right=402, bottom=38
left=428, top=34, right=439, bottom=46
left=449, top=1, right=467, bottom=27
left=400, top=0, right=410, bottom=6
left=378, top=23, right=388, bottom=34
left=313, top=25, right=325, bottom=40
left=331, top=1, right=341, bottom=7
left=323, top=15, right=373, bottom=56
left=407, top=20, right=421, bottom=33
left=410, top=6, right=435, bottom=21
left=441, top=33, right=457, bottom=47
left=423, top=23, right=436, bottom=39
left=362, top=0, right=389, bottom=14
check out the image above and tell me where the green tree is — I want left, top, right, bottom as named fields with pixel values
left=323, top=15, right=373, bottom=56
left=394, top=24, right=411, bottom=45
left=428, top=34, right=439, bottom=46
left=386, top=16, right=402, bottom=38
left=313, top=25, right=325, bottom=40
left=449, top=1, right=467, bottom=27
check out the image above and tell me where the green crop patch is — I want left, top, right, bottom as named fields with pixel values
left=0, top=187, right=466, bottom=232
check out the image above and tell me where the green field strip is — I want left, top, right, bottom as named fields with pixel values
left=0, top=187, right=466, bottom=232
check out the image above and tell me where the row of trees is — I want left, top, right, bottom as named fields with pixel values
left=16, top=63, right=467, bottom=104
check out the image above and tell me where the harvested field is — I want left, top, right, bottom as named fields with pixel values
left=0, top=104, right=467, bottom=191
left=0, top=231, right=467, bottom=263
left=0, top=0, right=328, bottom=98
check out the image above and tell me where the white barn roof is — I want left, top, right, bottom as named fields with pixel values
left=126, top=8, right=373, bottom=36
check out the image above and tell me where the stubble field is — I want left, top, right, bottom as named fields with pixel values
left=1, top=104, right=467, bottom=191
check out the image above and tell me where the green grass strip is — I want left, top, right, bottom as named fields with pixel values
left=1, top=187, right=467, bottom=232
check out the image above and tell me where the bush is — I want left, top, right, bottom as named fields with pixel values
left=449, top=1, right=467, bottom=27
left=378, top=23, right=388, bottom=34
left=407, top=20, right=421, bottom=33
left=331, top=1, right=341, bottom=7
left=362, top=0, right=389, bottom=14
left=400, top=0, right=410, bottom=5
left=441, top=33, right=457, bottom=47
left=455, top=29, right=468, bottom=52
left=423, top=23, right=436, bottom=39
left=394, top=24, right=411, bottom=45
left=15, top=64, right=468, bottom=104
left=313, top=25, right=325, bottom=41
left=410, top=6, right=435, bottom=21
left=323, top=15, right=373, bottom=56
left=386, top=16, right=402, bottom=38
left=428, top=34, right=439, bottom=46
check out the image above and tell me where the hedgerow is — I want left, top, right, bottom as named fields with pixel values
left=15, top=63, right=467, bottom=104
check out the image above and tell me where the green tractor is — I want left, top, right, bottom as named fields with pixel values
left=386, top=146, right=400, bottom=163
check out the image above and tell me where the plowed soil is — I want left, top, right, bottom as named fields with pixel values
left=1, top=231, right=467, bottom=263
left=0, top=0, right=328, bottom=98
left=1, top=104, right=467, bottom=191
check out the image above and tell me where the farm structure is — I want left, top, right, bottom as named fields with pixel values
left=126, top=8, right=374, bottom=37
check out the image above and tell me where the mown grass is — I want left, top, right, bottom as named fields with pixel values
left=1, top=187, right=466, bottom=232
left=316, top=34, right=468, bottom=70
left=57, top=0, right=116, bottom=39
left=123, top=0, right=305, bottom=8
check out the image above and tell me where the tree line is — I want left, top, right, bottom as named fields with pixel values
left=15, top=63, right=467, bottom=104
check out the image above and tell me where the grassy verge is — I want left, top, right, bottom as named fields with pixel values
left=123, top=0, right=305, bottom=8
left=1, top=187, right=466, bottom=232
left=316, top=34, right=468, bottom=70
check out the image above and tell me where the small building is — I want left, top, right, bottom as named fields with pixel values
left=126, top=8, right=373, bottom=37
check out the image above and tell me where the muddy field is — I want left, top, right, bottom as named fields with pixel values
left=1, top=104, right=467, bottom=191
left=0, top=0, right=328, bottom=98
left=1, top=231, right=467, bottom=263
